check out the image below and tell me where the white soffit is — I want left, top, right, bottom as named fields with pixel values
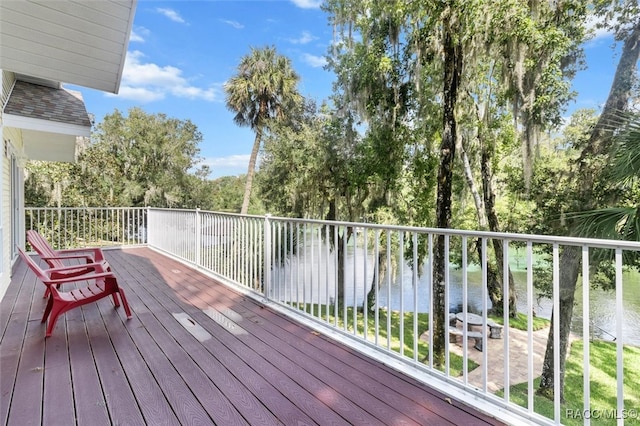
left=0, top=0, right=137, bottom=94
left=22, top=131, right=79, bottom=163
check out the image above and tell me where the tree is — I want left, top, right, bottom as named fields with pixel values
left=24, top=160, right=82, bottom=207
left=84, top=108, right=204, bottom=208
left=570, top=113, right=640, bottom=241
left=210, top=175, right=246, bottom=213
left=321, top=0, right=587, bottom=365
left=538, top=1, right=640, bottom=400
left=26, top=108, right=209, bottom=210
left=224, top=46, right=303, bottom=214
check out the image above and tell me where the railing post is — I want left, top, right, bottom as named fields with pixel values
left=263, top=214, right=272, bottom=299
left=195, top=208, right=201, bottom=266
left=146, top=207, right=153, bottom=247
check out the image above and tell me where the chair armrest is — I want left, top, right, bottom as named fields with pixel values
left=44, top=261, right=110, bottom=275
left=44, top=270, right=114, bottom=285
left=54, top=247, right=105, bottom=261
left=41, top=253, right=95, bottom=262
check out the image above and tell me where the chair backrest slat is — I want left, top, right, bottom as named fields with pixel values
left=26, top=230, right=66, bottom=269
left=17, top=247, right=50, bottom=283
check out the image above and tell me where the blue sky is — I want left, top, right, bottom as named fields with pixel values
left=72, top=1, right=627, bottom=179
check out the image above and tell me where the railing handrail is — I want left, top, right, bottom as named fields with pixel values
left=151, top=208, right=640, bottom=251
left=29, top=206, right=640, bottom=251
left=26, top=206, right=147, bottom=211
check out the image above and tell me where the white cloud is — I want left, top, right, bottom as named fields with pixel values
left=129, top=30, right=145, bottom=43
left=221, top=19, right=244, bottom=29
left=301, top=53, right=327, bottom=68
left=289, top=31, right=316, bottom=45
left=584, top=15, right=613, bottom=43
left=202, top=155, right=251, bottom=170
left=115, top=86, right=164, bottom=103
left=109, top=51, right=219, bottom=102
left=290, top=0, right=322, bottom=9
left=156, top=8, right=186, bottom=24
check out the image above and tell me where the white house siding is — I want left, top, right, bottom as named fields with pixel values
left=0, top=70, right=20, bottom=301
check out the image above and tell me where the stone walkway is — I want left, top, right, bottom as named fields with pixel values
left=447, top=325, right=551, bottom=393
left=422, top=323, right=553, bottom=393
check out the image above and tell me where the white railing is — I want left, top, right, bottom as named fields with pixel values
left=33, top=207, right=640, bottom=425
left=25, top=207, right=147, bottom=249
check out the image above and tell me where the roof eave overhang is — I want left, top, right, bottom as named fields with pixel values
left=3, top=113, right=91, bottom=138
left=4, top=113, right=90, bottom=162
left=0, top=0, right=137, bottom=94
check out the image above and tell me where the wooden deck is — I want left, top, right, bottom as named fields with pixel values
left=1, top=247, right=503, bottom=426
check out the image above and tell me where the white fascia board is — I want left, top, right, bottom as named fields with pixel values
left=2, top=113, right=90, bottom=137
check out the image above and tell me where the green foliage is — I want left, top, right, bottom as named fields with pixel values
left=224, top=45, right=302, bottom=131
left=257, top=100, right=334, bottom=218
left=209, top=175, right=246, bottom=213
left=224, top=45, right=303, bottom=214
left=25, top=160, right=83, bottom=207
left=489, top=312, right=550, bottom=331
left=25, top=107, right=212, bottom=209
left=568, top=112, right=640, bottom=243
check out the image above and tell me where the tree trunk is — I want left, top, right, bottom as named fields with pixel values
left=460, top=138, right=506, bottom=314
left=366, top=251, right=386, bottom=312
left=458, top=138, right=486, bottom=227
left=537, top=244, right=580, bottom=402
left=482, top=148, right=517, bottom=316
left=324, top=199, right=344, bottom=307
left=538, top=19, right=640, bottom=400
left=432, top=11, right=462, bottom=366
left=459, top=117, right=517, bottom=316
left=241, top=129, right=262, bottom=214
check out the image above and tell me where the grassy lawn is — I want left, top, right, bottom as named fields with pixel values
left=295, top=304, right=478, bottom=376
left=489, top=312, right=550, bottom=331
left=501, top=340, right=640, bottom=425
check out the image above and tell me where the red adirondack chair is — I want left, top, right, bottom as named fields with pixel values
left=17, top=247, right=132, bottom=337
left=26, top=230, right=110, bottom=297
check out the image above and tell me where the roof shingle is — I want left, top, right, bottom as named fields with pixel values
left=4, top=80, right=91, bottom=128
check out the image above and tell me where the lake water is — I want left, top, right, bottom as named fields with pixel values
left=270, top=242, right=640, bottom=346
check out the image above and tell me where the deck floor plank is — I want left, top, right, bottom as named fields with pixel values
left=128, top=251, right=373, bottom=425
left=8, top=320, right=46, bottom=426
left=94, top=293, right=183, bottom=426
left=158, top=264, right=422, bottom=426
left=0, top=261, right=27, bottom=336
left=0, top=263, right=32, bottom=425
left=118, top=293, right=244, bottom=426
left=42, top=323, right=75, bottom=426
left=180, top=265, right=486, bottom=424
left=151, top=256, right=459, bottom=425
left=66, top=303, right=112, bottom=426
left=113, top=253, right=320, bottom=426
left=3, top=265, right=44, bottom=426
left=1, top=247, right=504, bottom=426
left=80, top=291, right=146, bottom=426
left=117, top=276, right=278, bottom=426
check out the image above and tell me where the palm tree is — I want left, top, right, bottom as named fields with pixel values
left=570, top=112, right=640, bottom=241
left=224, top=46, right=302, bottom=214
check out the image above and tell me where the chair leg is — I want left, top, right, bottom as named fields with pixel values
left=118, top=289, right=132, bottom=318
left=42, top=296, right=53, bottom=323
left=104, top=277, right=120, bottom=308
left=111, top=292, right=121, bottom=308
left=45, top=302, right=66, bottom=337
